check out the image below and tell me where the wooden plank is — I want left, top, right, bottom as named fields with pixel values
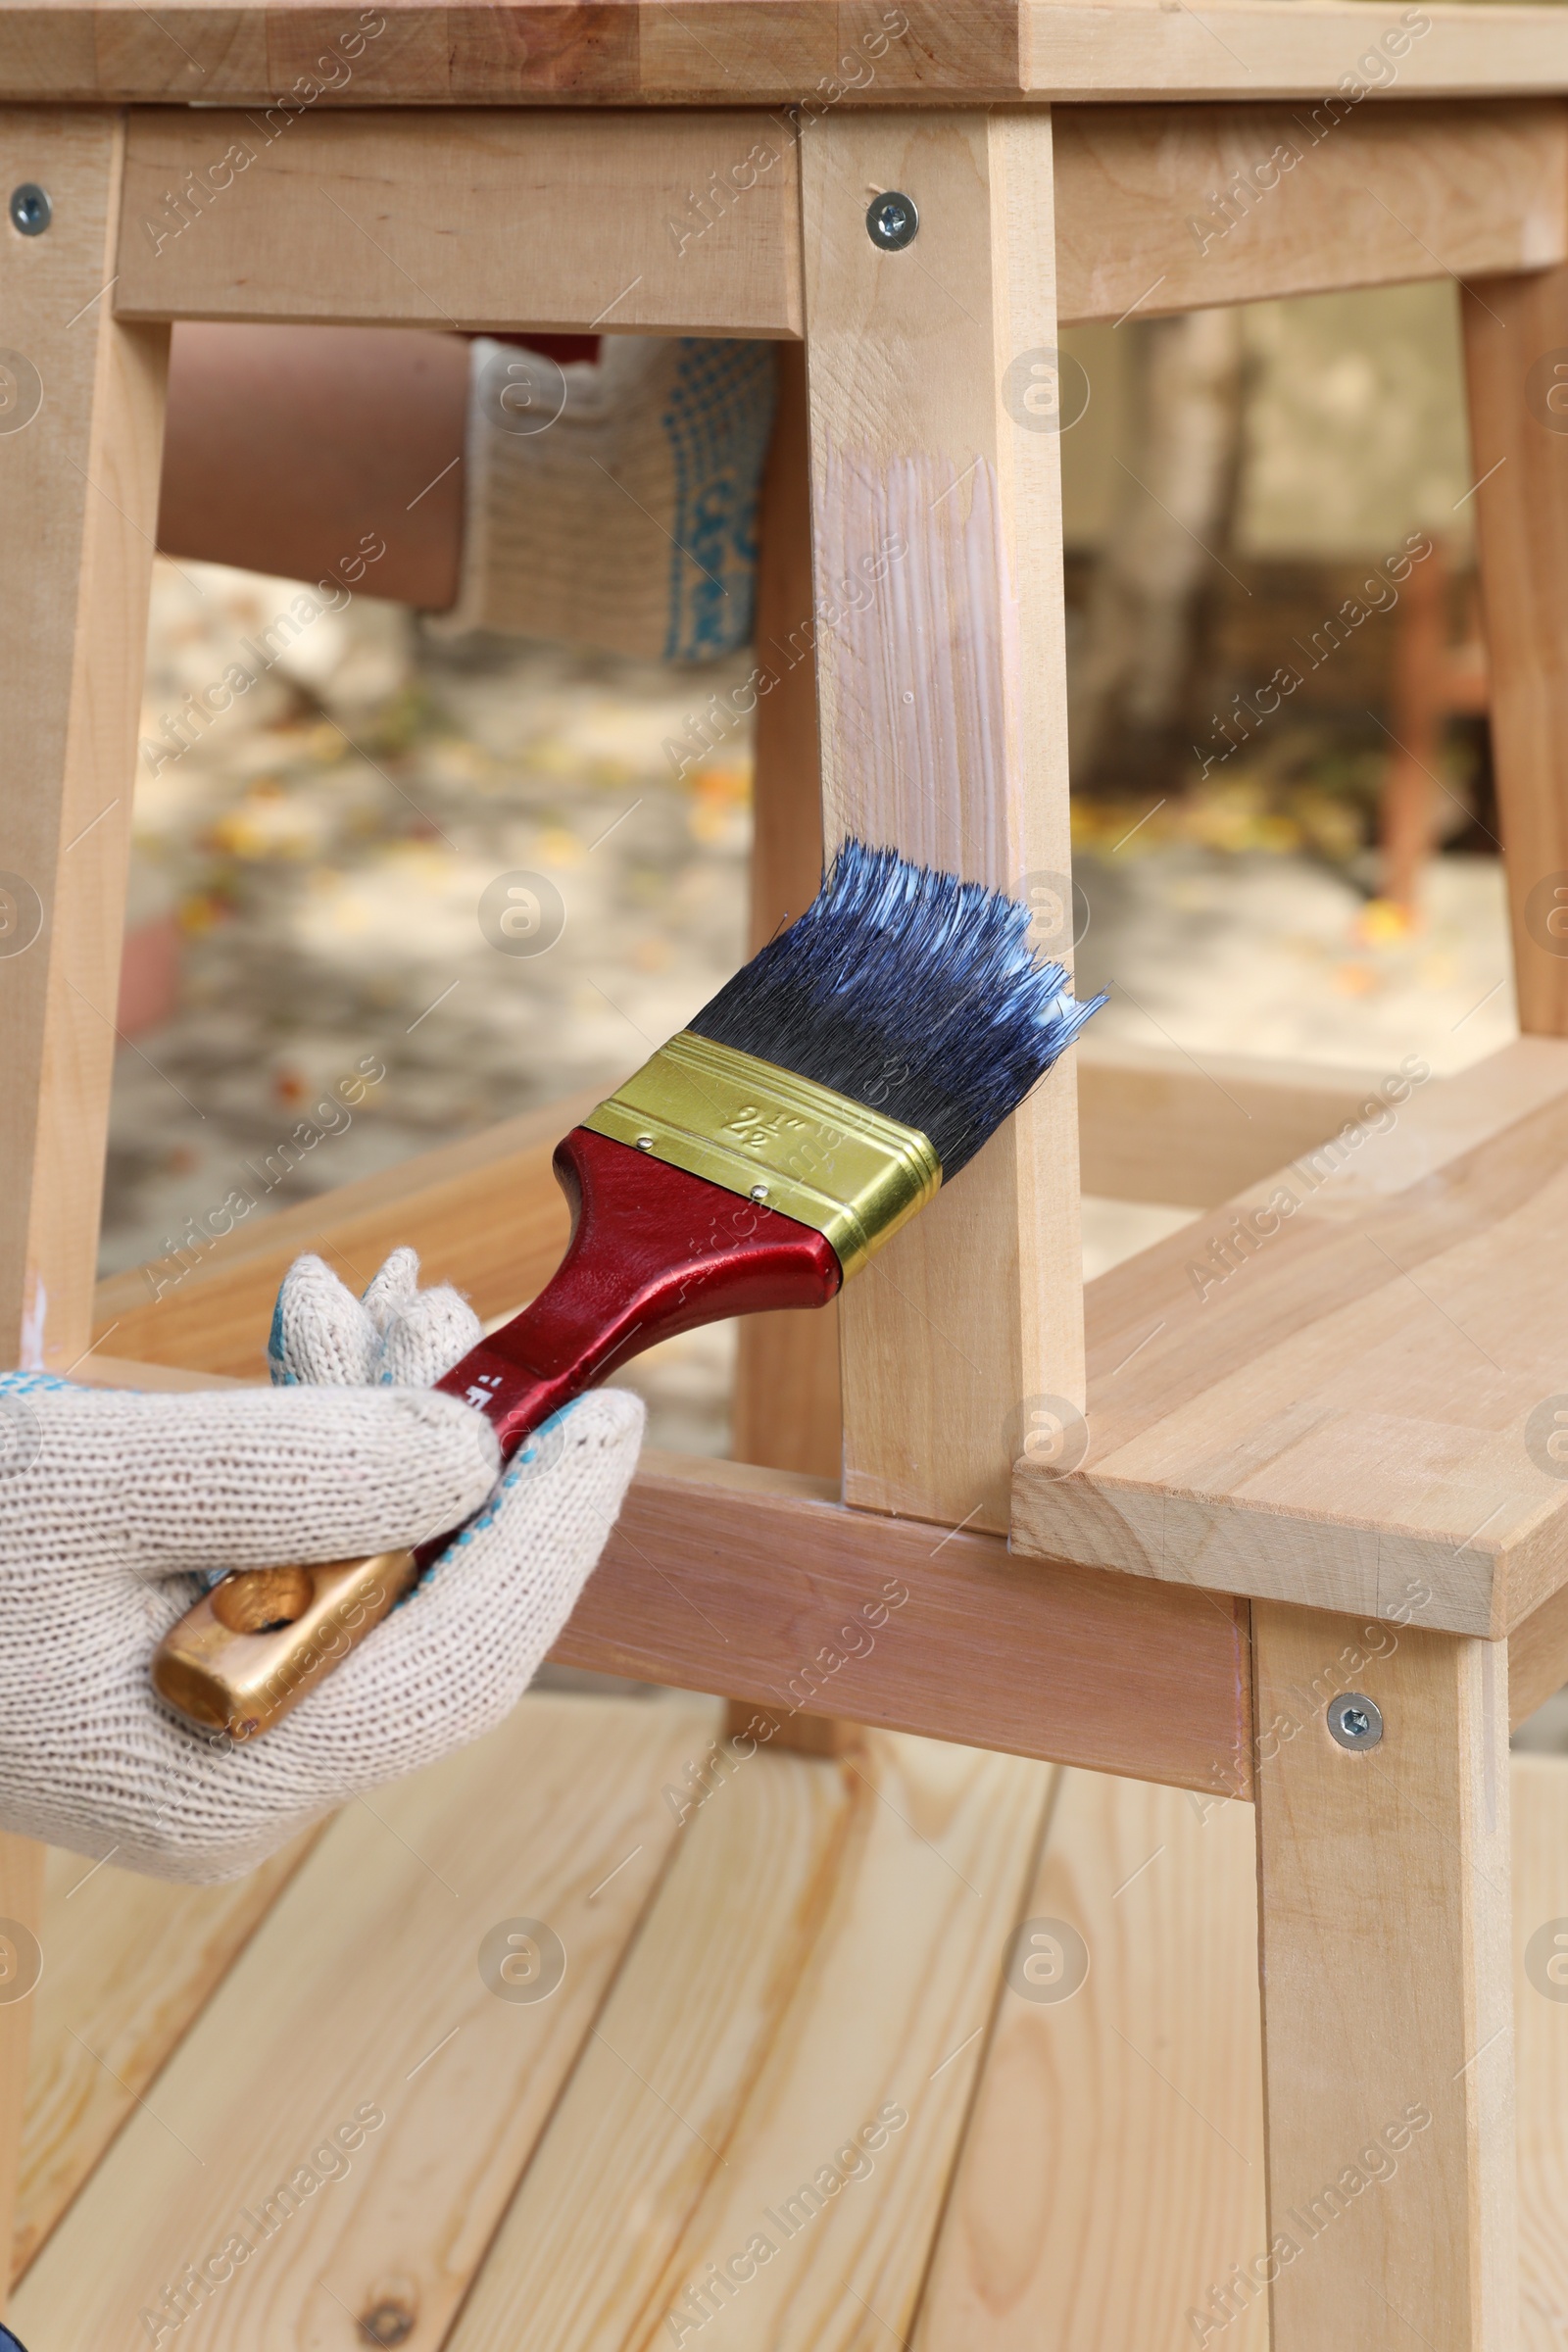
left=115, top=107, right=803, bottom=334
left=1029, top=3, right=1568, bottom=100
left=1463, top=264, right=1568, bottom=1041
left=915, top=1768, right=1267, bottom=2350
left=1055, top=100, right=1568, bottom=327
left=11, top=1690, right=711, bottom=2348
left=91, top=1083, right=603, bottom=1377
left=1078, top=1039, right=1395, bottom=1209
left=802, top=106, right=1082, bottom=1534
left=0, top=4, right=1564, bottom=106
left=0, top=107, right=168, bottom=1371
left=1252, top=1603, right=1514, bottom=2352
left=448, top=1727, right=1053, bottom=2352
left=732, top=337, right=843, bottom=1484
left=14, top=1835, right=318, bottom=2283
left=1513, top=1754, right=1568, bottom=2350
left=554, top=1448, right=1255, bottom=1798
left=1013, top=1037, right=1568, bottom=1637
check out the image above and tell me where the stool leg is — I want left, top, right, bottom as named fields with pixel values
left=1460, top=266, right=1568, bottom=1038
left=0, top=109, right=167, bottom=2309
left=799, top=107, right=1082, bottom=1532
left=731, top=341, right=842, bottom=1488
left=1251, top=1602, right=1515, bottom=2352
left=0, top=108, right=169, bottom=1369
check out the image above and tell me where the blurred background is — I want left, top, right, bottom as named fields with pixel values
left=103, top=280, right=1516, bottom=1452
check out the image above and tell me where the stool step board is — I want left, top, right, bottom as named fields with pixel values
left=1013, top=1037, right=1568, bottom=1637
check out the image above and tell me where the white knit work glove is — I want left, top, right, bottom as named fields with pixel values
left=0, top=1251, right=642, bottom=1883
left=433, top=335, right=777, bottom=662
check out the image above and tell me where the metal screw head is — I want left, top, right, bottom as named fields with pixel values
left=749, top=1184, right=768, bottom=1201
left=866, top=191, right=918, bottom=251
left=1326, top=1691, right=1384, bottom=1750
left=9, top=184, right=49, bottom=236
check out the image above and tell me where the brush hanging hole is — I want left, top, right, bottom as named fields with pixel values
left=210, top=1565, right=315, bottom=1635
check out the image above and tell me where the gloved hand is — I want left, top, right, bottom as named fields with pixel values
left=0, top=1250, right=642, bottom=1883
left=433, top=335, right=777, bottom=662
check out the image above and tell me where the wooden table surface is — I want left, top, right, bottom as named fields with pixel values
left=0, top=0, right=1567, bottom=107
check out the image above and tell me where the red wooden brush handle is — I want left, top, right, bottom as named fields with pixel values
left=426, top=1125, right=841, bottom=1476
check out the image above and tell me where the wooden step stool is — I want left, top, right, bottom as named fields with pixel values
left=7, top=6, right=1568, bottom=2342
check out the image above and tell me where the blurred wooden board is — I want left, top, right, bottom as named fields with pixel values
left=12, top=1690, right=709, bottom=2347
left=916, top=1768, right=1267, bottom=2350
left=0, top=2, right=1565, bottom=104
left=90, top=1083, right=601, bottom=1377
left=1054, top=100, right=1568, bottom=326
left=447, top=1731, right=1054, bottom=2351
left=1014, top=1038, right=1568, bottom=1638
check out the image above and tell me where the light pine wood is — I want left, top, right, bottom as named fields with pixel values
left=1078, top=1040, right=1396, bottom=1209
left=0, top=5, right=1566, bottom=105
left=732, top=338, right=842, bottom=1485
left=1253, top=1603, right=1514, bottom=2352
left=802, top=106, right=1082, bottom=1533
left=11, top=1690, right=710, bottom=2347
left=91, top=1083, right=605, bottom=1376
left=1513, top=1754, right=1568, bottom=2350
left=0, top=108, right=168, bottom=1370
left=1463, top=264, right=1568, bottom=1040
left=0, top=1837, right=41, bottom=2323
left=1014, top=1037, right=1568, bottom=1637
left=555, top=1448, right=1255, bottom=1798
left=14, top=1834, right=319, bottom=2282
left=916, top=1769, right=1267, bottom=2350
left=116, top=107, right=803, bottom=334
left=449, top=1729, right=1053, bottom=2352
left=1055, top=100, right=1568, bottom=325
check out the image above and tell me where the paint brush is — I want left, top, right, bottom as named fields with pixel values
left=152, top=841, right=1102, bottom=1739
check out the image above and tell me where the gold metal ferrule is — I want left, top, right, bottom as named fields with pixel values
left=582, top=1032, right=940, bottom=1277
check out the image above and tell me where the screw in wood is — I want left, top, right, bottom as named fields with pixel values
left=866, top=192, right=918, bottom=251
left=8, top=184, right=50, bottom=236
left=1326, top=1691, right=1384, bottom=1750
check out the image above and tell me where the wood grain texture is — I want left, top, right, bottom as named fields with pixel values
left=1055, top=100, right=1568, bottom=326
left=732, top=337, right=843, bottom=1483
left=91, top=1083, right=605, bottom=1376
left=553, top=1448, right=1255, bottom=1798
left=1077, top=1039, right=1393, bottom=1210
left=0, top=4, right=1563, bottom=105
left=448, top=1728, right=1053, bottom=2352
left=1513, top=1754, right=1568, bottom=2352
left=1027, top=2, right=1568, bottom=99
left=1013, top=1037, right=1568, bottom=1637
left=116, top=107, right=803, bottom=333
left=1463, top=264, right=1568, bottom=1041
left=0, top=1838, right=42, bottom=2324
left=1253, top=1604, right=1514, bottom=2352
left=916, top=1769, right=1267, bottom=2351
left=12, top=1690, right=710, bottom=2349
left=803, top=107, right=1083, bottom=1533
left=0, top=108, right=168, bottom=1371
left=14, top=1834, right=319, bottom=2283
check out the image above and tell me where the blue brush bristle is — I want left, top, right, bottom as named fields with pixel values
left=689, top=840, right=1104, bottom=1179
